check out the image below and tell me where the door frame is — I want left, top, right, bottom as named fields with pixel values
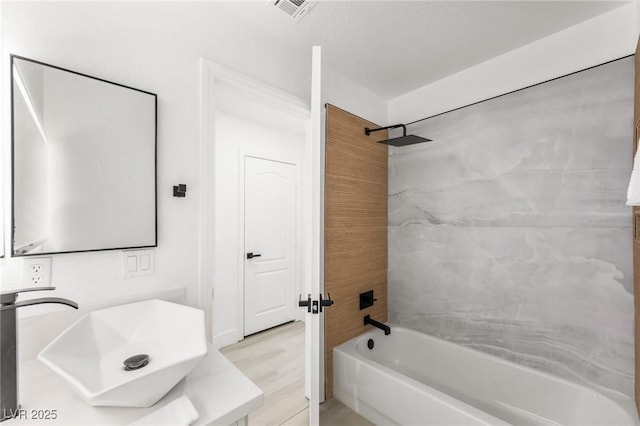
left=237, top=152, right=303, bottom=341
left=199, top=50, right=323, bottom=424
left=199, top=57, right=310, bottom=348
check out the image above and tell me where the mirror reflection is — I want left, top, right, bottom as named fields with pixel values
left=12, top=56, right=157, bottom=256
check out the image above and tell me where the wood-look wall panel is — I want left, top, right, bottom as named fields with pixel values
left=324, top=243, right=387, bottom=260
left=324, top=104, right=388, bottom=400
left=324, top=246, right=387, bottom=261
left=325, top=180, right=387, bottom=201
left=326, top=138, right=388, bottom=163
left=325, top=182, right=385, bottom=202
left=326, top=162, right=387, bottom=185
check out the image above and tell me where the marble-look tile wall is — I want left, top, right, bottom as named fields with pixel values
left=388, top=57, right=635, bottom=396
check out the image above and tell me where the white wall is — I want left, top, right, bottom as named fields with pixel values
left=0, top=2, right=312, bottom=320
left=209, top=79, right=307, bottom=347
left=323, top=66, right=387, bottom=127
left=389, top=3, right=638, bottom=123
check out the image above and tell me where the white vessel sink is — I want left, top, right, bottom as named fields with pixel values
left=38, top=299, right=207, bottom=407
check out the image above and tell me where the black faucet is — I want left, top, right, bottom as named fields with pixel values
left=364, top=314, right=390, bottom=335
left=1, top=287, right=78, bottom=422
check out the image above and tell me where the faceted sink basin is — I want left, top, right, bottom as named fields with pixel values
left=38, top=299, right=207, bottom=407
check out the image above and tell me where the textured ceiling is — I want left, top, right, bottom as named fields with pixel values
left=218, top=1, right=629, bottom=99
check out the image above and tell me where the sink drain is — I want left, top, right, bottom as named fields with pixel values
left=123, top=354, right=150, bottom=371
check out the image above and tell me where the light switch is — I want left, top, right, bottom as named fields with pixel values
left=140, top=254, right=151, bottom=271
left=127, top=256, right=138, bottom=273
left=122, top=249, right=155, bottom=278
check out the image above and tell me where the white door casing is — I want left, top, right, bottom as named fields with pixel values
left=243, top=156, right=297, bottom=336
left=200, top=51, right=320, bottom=426
left=309, top=45, right=323, bottom=422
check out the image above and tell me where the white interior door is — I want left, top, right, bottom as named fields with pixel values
left=307, top=45, right=323, bottom=425
left=244, top=156, right=297, bottom=336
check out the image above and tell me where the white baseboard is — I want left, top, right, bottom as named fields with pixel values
left=213, top=328, right=240, bottom=350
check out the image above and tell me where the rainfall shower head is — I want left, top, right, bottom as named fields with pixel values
left=364, top=124, right=432, bottom=147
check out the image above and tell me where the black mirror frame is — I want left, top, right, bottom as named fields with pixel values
left=10, top=54, right=158, bottom=257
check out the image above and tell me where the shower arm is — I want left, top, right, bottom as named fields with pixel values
left=364, top=124, right=407, bottom=137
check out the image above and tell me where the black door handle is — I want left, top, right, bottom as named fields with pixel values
left=246, top=252, right=262, bottom=259
left=319, top=293, right=334, bottom=313
left=298, top=294, right=312, bottom=313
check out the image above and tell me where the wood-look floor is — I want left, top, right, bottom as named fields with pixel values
left=221, top=321, right=308, bottom=425
left=221, top=321, right=372, bottom=426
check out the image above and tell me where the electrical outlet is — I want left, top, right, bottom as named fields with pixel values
left=23, top=257, right=52, bottom=287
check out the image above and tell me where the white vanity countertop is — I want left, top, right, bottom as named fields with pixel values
left=9, top=348, right=263, bottom=425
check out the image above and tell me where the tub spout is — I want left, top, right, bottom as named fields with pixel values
left=364, top=315, right=390, bottom=335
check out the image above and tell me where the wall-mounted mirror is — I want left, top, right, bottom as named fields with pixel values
left=11, top=55, right=157, bottom=256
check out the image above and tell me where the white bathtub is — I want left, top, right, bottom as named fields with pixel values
left=333, top=326, right=638, bottom=426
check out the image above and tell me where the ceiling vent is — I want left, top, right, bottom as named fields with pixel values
left=273, top=0, right=315, bottom=21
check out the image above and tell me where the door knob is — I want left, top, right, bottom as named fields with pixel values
left=298, top=294, right=312, bottom=313
left=246, top=252, right=262, bottom=259
left=319, top=293, right=334, bottom=313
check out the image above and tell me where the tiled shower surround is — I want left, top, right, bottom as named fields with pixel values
left=388, top=57, right=634, bottom=396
